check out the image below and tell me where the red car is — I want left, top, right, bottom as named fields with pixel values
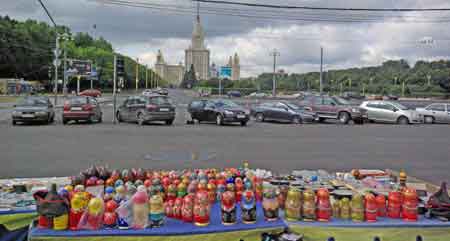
left=63, top=96, right=102, bottom=124
left=79, top=89, right=102, bottom=98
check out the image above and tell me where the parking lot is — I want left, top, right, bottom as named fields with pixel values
left=0, top=89, right=449, bottom=184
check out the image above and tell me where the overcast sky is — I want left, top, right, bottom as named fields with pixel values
left=2, top=0, right=450, bottom=77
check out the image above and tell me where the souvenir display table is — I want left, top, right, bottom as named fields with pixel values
left=1, top=166, right=449, bottom=241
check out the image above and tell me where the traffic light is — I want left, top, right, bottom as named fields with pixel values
left=116, top=57, right=125, bottom=77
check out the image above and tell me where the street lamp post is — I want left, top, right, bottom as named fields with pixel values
left=270, top=49, right=280, bottom=97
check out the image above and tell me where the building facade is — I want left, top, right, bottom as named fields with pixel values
left=154, top=50, right=184, bottom=86
left=185, top=16, right=210, bottom=80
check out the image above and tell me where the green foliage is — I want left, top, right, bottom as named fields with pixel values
left=0, top=15, right=157, bottom=91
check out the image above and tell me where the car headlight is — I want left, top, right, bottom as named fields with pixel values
left=224, top=110, right=234, bottom=115
left=36, top=111, right=47, bottom=115
left=12, top=111, right=20, bottom=116
left=351, top=108, right=359, bottom=113
left=244, top=110, right=250, bottom=115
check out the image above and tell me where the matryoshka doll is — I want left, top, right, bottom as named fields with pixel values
left=302, top=189, right=316, bottom=221
left=277, top=185, right=289, bottom=210
left=285, top=186, right=302, bottom=221
left=402, top=188, right=418, bottom=222
left=339, top=198, right=351, bottom=219
left=387, top=191, right=402, bottom=218
left=177, top=182, right=187, bottom=198
left=364, top=193, right=377, bottom=222
left=182, top=194, right=194, bottom=222
left=69, top=192, right=86, bottom=230
left=207, top=182, right=217, bottom=204
left=351, top=194, right=365, bottom=222
left=193, top=190, right=210, bottom=226
left=103, top=200, right=118, bottom=228
left=254, top=177, right=263, bottom=202
left=216, top=179, right=226, bottom=202
left=241, top=189, right=257, bottom=224
left=376, top=195, right=387, bottom=217
left=149, top=194, right=165, bottom=227
left=221, top=190, right=237, bottom=225
left=331, top=198, right=340, bottom=219
left=316, top=188, right=331, bottom=222
left=173, top=197, right=183, bottom=219
left=132, top=191, right=149, bottom=229
left=234, top=177, right=244, bottom=203
left=262, top=184, right=279, bottom=221
left=164, top=199, right=174, bottom=218
left=187, top=180, right=198, bottom=195
left=166, top=184, right=177, bottom=202
left=114, top=185, right=126, bottom=203
left=85, top=197, right=105, bottom=230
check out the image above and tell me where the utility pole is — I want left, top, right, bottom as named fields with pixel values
left=113, top=55, right=117, bottom=124
left=319, top=46, right=323, bottom=95
left=54, top=36, right=59, bottom=105
left=270, top=49, right=280, bottom=97
left=135, top=58, right=139, bottom=92
left=145, top=65, right=148, bottom=89
left=63, top=38, right=67, bottom=97
left=427, top=74, right=431, bottom=86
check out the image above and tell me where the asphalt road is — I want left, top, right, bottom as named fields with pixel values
left=0, top=89, right=449, bottom=184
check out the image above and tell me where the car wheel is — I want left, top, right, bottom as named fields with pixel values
left=397, top=116, right=409, bottom=125
left=98, top=114, right=102, bottom=123
left=88, top=115, right=95, bottom=124
left=318, top=117, right=325, bottom=123
left=424, top=116, right=434, bottom=124
left=62, top=118, right=68, bottom=125
left=338, top=112, right=351, bottom=124
left=216, top=114, right=224, bottom=126
left=240, top=121, right=247, bottom=126
left=255, top=113, right=264, bottom=122
left=116, top=112, right=123, bottom=122
left=292, top=116, right=302, bottom=124
left=166, top=119, right=174, bottom=125
left=12, top=120, right=16, bottom=126
left=137, top=113, right=145, bottom=126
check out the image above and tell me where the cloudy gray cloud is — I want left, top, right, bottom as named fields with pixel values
left=2, top=0, right=450, bottom=77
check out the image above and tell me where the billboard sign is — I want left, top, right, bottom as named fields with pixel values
left=219, top=66, right=232, bottom=79
left=66, top=59, right=92, bottom=77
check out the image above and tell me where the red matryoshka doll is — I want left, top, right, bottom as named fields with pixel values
left=162, top=176, right=171, bottom=193
left=387, top=191, right=402, bottom=218
left=316, top=188, right=331, bottom=222
left=173, top=197, right=183, bottom=219
left=193, top=190, right=210, bottom=226
left=164, top=199, right=175, bottom=218
left=364, top=193, right=377, bottom=222
left=402, top=188, right=418, bottom=222
left=166, top=184, right=177, bottom=202
left=182, top=193, right=194, bottom=222
left=376, top=195, right=387, bottom=217
left=234, top=177, right=244, bottom=203
left=221, top=190, right=237, bottom=225
left=187, top=181, right=198, bottom=195
left=207, top=182, right=217, bottom=203
left=103, top=200, right=118, bottom=228
left=216, top=178, right=227, bottom=202
left=241, top=189, right=257, bottom=224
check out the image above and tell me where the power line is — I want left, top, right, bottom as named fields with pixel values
left=192, top=0, right=450, bottom=12
left=37, top=0, right=57, bottom=27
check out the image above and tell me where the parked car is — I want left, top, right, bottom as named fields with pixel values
left=367, top=95, right=383, bottom=100
left=155, top=87, right=169, bottom=96
left=142, top=89, right=153, bottom=96
left=248, top=92, right=267, bottom=98
left=227, top=90, right=241, bottom=98
left=63, top=96, right=102, bottom=124
left=416, top=103, right=450, bottom=124
left=251, top=101, right=316, bottom=124
left=12, top=96, right=55, bottom=125
left=116, top=95, right=175, bottom=125
left=299, top=95, right=367, bottom=124
left=187, top=99, right=250, bottom=126
left=341, top=92, right=365, bottom=100
left=360, top=100, right=423, bottom=124
left=79, top=89, right=102, bottom=98
left=385, top=95, right=399, bottom=100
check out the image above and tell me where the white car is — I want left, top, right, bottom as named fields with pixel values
left=360, top=100, right=423, bottom=124
left=416, top=103, right=450, bottom=124
left=142, top=89, right=153, bottom=96
left=248, top=92, right=267, bottom=98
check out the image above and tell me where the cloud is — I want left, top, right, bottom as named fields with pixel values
left=2, top=0, right=450, bottom=77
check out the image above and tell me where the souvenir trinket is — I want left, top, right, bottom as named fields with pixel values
left=351, top=194, right=364, bottom=222
left=302, top=189, right=316, bottom=221
left=316, top=188, right=331, bottom=222
left=193, top=190, right=210, bottom=226
left=365, top=193, right=377, bottom=222
left=285, top=187, right=302, bottom=221
left=221, top=190, right=237, bottom=225
left=241, top=189, right=257, bottom=224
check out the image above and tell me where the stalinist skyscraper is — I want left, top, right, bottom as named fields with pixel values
left=185, top=13, right=210, bottom=80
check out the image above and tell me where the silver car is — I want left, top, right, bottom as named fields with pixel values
left=416, top=103, right=450, bottom=124
left=360, top=101, right=423, bottom=124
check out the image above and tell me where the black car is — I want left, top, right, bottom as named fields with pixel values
left=116, top=95, right=175, bottom=125
left=155, top=88, right=169, bottom=96
left=251, top=101, right=316, bottom=124
left=12, top=96, right=55, bottom=125
left=227, top=90, right=241, bottom=98
left=187, top=99, right=250, bottom=126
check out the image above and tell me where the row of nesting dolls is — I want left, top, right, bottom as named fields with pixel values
left=283, top=186, right=419, bottom=222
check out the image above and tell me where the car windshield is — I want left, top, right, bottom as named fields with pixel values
left=333, top=96, right=350, bottom=105
left=148, top=96, right=172, bottom=105
left=390, top=102, right=409, bottom=110
left=285, top=103, right=301, bottom=110
left=69, top=96, right=87, bottom=105
left=214, top=100, right=239, bottom=108
left=17, top=97, right=48, bottom=106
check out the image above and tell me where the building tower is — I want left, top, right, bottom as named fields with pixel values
left=232, top=53, right=240, bottom=81
left=154, top=49, right=166, bottom=80
left=185, top=11, right=210, bottom=80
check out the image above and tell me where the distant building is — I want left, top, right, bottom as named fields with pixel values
left=210, top=63, right=219, bottom=78
left=224, top=53, right=241, bottom=81
left=185, top=15, right=210, bottom=80
left=154, top=50, right=185, bottom=86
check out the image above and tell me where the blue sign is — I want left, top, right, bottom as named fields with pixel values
left=219, top=66, right=232, bottom=79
